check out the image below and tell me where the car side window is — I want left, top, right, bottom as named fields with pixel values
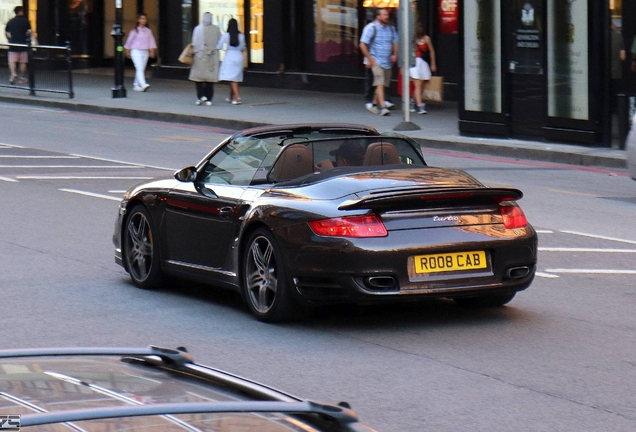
left=201, top=138, right=281, bottom=186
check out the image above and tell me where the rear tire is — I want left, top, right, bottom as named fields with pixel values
left=123, top=205, right=164, bottom=289
left=242, top=228, right=302, bottom=322
left=453, top=292, right=516, bottom=308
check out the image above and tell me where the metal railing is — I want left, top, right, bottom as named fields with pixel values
left=0, top=40, right=74, bottom=99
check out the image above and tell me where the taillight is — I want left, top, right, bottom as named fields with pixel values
left=308, top=215, right=388, bottom=238
left=499, top=201, right=527, bottom=229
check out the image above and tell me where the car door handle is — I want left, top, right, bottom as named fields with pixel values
left=219, top=207, right=233, bottom=217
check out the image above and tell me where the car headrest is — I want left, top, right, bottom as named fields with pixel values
left=271, top=144, right=314, bottom=181
left=363, top=142, right=400, bottom=166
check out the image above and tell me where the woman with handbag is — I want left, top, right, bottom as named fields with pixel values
left=189, top=12, right=221, bottom=106
left=124, top=14, right=157, bottom=92
left=409, top=23, right=436, bottom=114
left=217, top=18, right=246, bottom=105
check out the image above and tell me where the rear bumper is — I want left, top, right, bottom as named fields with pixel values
left=290, top=266, right=535, bottom=305
left=274, top=223, right=537, bottom=305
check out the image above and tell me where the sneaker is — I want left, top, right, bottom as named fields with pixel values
left=366, top=103, right=380, bottom=114
left=384, top=100, right=394, bottom=109
left=417, top=104, right=427, bottom=115
left=380, top=107, right=390, bottom=116
left=9, top=76, right=16, bottom=85
left=195, top=96, right=208, bottom=106
left=232, top=98, right=242, bottom=105
left=409, top=99, right=416, bottom=112
left=133, top=85, right=144, bottom=92
left=205, top=101, right=212, bottom=106
left=18, top=77, right=25, bottom=84
left=141, top=84, right=150, bottom=92
left=225, top=97, right=232, bottom=103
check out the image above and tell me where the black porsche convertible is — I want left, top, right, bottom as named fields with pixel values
left=113, top=124, right=537, bottom=322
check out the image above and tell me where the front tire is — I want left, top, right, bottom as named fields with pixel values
left=453, top=292, right=516, bottom=308
left=123, top=205, right=164, bottom=289
left=243, top=228, right=300, bottom=322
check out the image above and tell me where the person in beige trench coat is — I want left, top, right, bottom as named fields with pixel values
left=189, top=12, right=221, bottom=106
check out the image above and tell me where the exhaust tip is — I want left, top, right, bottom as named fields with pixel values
left=364, top=276, right=398, bottom=291
left=505, top=266, right=530, bottom=279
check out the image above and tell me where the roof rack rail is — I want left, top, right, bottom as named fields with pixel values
left=0, top=346, right=193, bottom=366
left=20, top=400, right=360, bottom=429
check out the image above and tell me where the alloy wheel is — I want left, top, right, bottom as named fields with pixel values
left=245, top=235, right=278, bottom=314
left=126, top=211, right=154, bottom=283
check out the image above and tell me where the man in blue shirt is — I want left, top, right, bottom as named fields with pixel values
left=359, top=8, right=398, bottom=116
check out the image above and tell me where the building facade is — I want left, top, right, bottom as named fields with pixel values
left=4, top=1, right=631, bottom=146
left=5, top=1, right=458, bottom=95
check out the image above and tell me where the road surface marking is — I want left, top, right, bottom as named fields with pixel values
left=0, top=143, right=24, bottom=148
left=70, top=153, right=175, bottom=171
left=549, top=189, right=599, bottom=198
left=60, top=189, right=122, bottom=201
left=91, top=130, right=120, bottom=136
left=147, top=138, right=180, bottom=143
left=0, top=176, right=18, bottom=182
left=108, top=190, right=127, bottom=194
left=30, top=108, right=69, bottom=113
left=0, top=165, right=141, bottom=169
left=545, top=269, right=636, bottom=275
left=561, top=230, right=636, bottom=245
left=149, top=135, right=206, bottom=142
left=0, top=155, right=80, bottom=159
left=535, top=272, right=559, bottom=278
left=17, top=176, right=152, bottom=180
left=535, top=230, right=553, bottom=234
left=539, top=247, right=636, bottom=253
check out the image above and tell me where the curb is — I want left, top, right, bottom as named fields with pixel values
left=414, top=137, right=627, bottom=170
left=0, top=94, right=627, bottom=171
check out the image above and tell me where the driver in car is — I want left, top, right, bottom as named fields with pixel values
left=329, top=141, right=365, bottom=166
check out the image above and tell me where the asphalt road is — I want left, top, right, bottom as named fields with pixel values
left=1, top=103, right=636, bottom=432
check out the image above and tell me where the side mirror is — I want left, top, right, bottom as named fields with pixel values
left=174, top=166, right=197, bottom=182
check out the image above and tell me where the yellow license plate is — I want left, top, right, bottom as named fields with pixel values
left=413, top=251, right=487, bottom=274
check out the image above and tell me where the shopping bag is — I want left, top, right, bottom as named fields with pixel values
left=423, top=76, right=444, bottom=102
left=178, top=44, right=193, bottom=65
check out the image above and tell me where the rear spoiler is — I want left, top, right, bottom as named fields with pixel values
left=338, top=187, right=523, bottom=211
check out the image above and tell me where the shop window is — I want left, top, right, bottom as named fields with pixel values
left=198, top=1, right=247, bottom=62
left=183, top=1, right=192, bottom=47
left=547, top=0, right=589, bottom=120
left=362, top=1, right=399, bottom=7
left=104, top=0, right=158, bottom=58
left=199, top=0, right=244, bottom=34
left=314, top=0, right=359, bottom=63
left=0, top=3, right=39, bottom=45
left=249, top=0, right=263, bottom=63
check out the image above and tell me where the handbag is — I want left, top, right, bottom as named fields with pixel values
left=423, top=76, right=444, bottom=103
left=178, top=44, right=193, bottom=65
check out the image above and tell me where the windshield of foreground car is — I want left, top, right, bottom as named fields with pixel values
left=200, top=136, right=426, bottom=186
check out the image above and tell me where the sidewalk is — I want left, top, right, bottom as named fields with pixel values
left=0, top=68, right=627, bottom=170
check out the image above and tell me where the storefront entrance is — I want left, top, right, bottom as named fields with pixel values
left=104, top=0, right=158, bottom=59
left=460, top=0, right=611, bottom=146
left=504, top=0, right=546, bottom=139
